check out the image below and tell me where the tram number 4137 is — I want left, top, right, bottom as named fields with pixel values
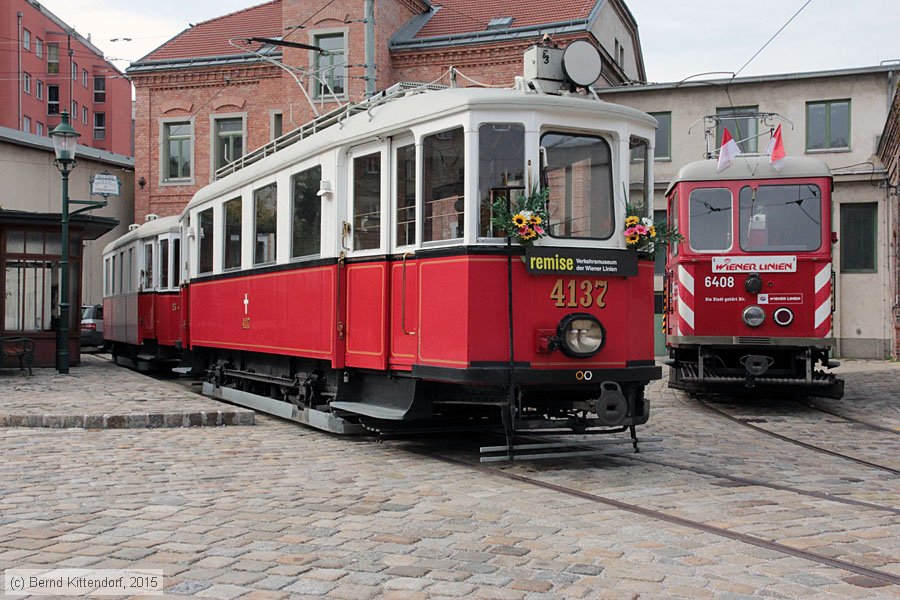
left=550, top=279, right=608, bottom=308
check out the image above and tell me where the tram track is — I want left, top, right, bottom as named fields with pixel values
left=614, top=453, right=900, bottom=515
left=693, top=397, right=900, bottom=477
left=793, top=398, right=900, bottom=435
left=414, top=448, right=900, bottom=588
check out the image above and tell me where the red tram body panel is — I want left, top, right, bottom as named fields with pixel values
left=665, top=156, right=842, bottom=398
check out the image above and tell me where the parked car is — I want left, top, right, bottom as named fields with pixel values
left=80, top=304, right=104, bottom=348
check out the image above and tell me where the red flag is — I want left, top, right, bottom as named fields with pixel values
left=764, top=124, right=785, bottom=171
left=716, top=127, right=740, bottom=172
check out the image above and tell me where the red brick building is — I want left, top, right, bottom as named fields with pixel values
left=128, top=0, right=645, bottom=220
left=0, top=0, right=132, bottom=156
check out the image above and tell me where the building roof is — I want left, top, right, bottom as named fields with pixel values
left=413, top=0, right=596, bottom=39
left=135, top=0, right=283, bottom=64
left=0, top=126, right=134, bottom=169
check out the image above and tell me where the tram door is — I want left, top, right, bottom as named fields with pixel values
left=387, top=136, right=418, bottom=369
left=342, top=143, right=390, bottom=370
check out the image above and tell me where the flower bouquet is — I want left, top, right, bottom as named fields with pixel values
left=623, top=204, right=682, bottom=254
left=491, top=187, right=550, bottom=245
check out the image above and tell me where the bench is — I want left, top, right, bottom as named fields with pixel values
left=0, top=336, right=35, bottom=375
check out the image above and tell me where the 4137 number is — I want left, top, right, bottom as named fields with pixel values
left=550, top=279, right=608, bottom=308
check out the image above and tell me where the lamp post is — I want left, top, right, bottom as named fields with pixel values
left=49, top=111, right=79, bottom=374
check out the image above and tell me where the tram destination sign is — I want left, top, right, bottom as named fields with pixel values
left=525, top=246, right=638, bottom=277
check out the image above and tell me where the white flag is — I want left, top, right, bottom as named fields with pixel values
left=716, top=127, right=740, bottom=173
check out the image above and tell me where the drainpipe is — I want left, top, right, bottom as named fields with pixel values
left=364, top=0, right=375, bottom=98
left=17, top=12, right=23, bottom=130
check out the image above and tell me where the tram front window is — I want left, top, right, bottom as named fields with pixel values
left=740, top=184, right=822, bottom=252
left=689, top=188, right=732, bottom=251
left=479, top=123, right=524, bottom=237
left=541, top=132, right=614, bottom=240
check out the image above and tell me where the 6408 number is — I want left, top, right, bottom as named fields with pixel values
left=704, top=275, right=734, bottom=288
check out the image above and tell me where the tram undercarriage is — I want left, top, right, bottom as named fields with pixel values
left=667, top=343, right=844, bottom=399
left=192, top=349, right=654, bottom=446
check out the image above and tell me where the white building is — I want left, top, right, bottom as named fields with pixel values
left=601, top=65, right=900, bottom=358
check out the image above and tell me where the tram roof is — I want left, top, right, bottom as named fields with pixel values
left=103, top=215, right=181, bottom=255
left=184, top=86, right=657, bottom=214
left=666, top=155, right=833, bottom=196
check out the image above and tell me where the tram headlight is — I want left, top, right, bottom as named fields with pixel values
left=773, top=307, right=794, bottom=327
left=557, top=313, right=605, bottom=358
left=742, top=305, right=765, bottom=328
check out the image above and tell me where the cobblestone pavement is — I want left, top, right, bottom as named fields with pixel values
left=0, top=354, right=254, bottom=428
left=0, top=360, right=897, bottom=598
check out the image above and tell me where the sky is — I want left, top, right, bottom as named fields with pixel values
left=37, top=0, right=900, bottom=84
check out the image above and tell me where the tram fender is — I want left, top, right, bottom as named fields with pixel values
left=331, top=373, right=433, bottom=420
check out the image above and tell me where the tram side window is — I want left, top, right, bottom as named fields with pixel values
left=127, top=248, right=133, bottom=292
left=110, top=255, right=116, bottom=294
left=198, top=208, right=214, bottom=275
left=224, top=197, right=242, bottom=270
left=160, top=239, right=169, bottom=289
left=292, top=166, right=322, bottom=258
left=396, top=144, right=416, bottom=246
left=143, top=242, right=153, bottom=290
left=353, top=154, right=381, bottom=251
left=104, top=257, right=110, bottom=296
left=542, top=132, right=614, bottom=239
left=254, top=183, right=277, bottom=265
left=688, top=188, right=732, bottom=251
left=173, top=239, right=181, bottom=285
left=740, top=185, right=821, bottom=252
left=478, top=123, right=524, bottom=237
left=423, top=127, right=464, bottom=242
left=670, top=191, right=679, bottom=257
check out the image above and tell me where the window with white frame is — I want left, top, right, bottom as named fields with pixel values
left=213, top=117, right=243, bottom=171
left=807, top=100, right=850, bottom=150
left=82, top=106, right=88, bottom=124
left=142, top=242, right=154, bottom=290
left=254, top=183, right=277, bottom=265
left=423, top=128, right=465, bottom=242
left=82, top=69, right=88, bottom=87
left=22, top=116, right=31, bottom=133
left=47, top=43, right=59, bottom=74
left=36, top=79, right=43, bottom=100
left=159, top=239, right=169, bottom=289
left=271, top=112, right=283, bottom=140
left=47, top=85, right=59, bottom=115
left=291, top=166, right=322, bottom=258
left=163, top=121, right=192, bottom=181
left=94, top=76, right=106, bottom=103
left=71, top=100, right=77, bottom=116
left=71, top=61, right=77, bottom=81
left=35, top=37, right=42, bottom=58
left=198, top=208, right=214, bottom=275
left=93, top=113, right=105, bottom=140
left=35, top=122, right=44, bottom=136
left=23, top=72, right=31, bottom=94
left=223, top=197, right=242, bottom=270
left=23, top=29, right=31, bottom=51
left=313, top=33, right=346, bottom=98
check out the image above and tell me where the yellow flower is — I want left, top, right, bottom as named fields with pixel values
left=512, top=214, right=527, bottom=227
left=626, top=233, right=640, bottom=245
left=530, top=215, right=542, bottom=225
left=649, top=226, right=657, bottom=237
left=520, top=228, right=538, bottom=240
left=625, top=215, right=640, bottom=227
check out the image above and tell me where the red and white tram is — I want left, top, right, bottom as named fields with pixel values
left=102, top=215, right=183, bottom=367
left=104, top=69, right=663, bottom=442
left=664, top=155, right=843, bottom=398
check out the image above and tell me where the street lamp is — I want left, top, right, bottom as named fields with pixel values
left=49, top=110, right=79, bottom=374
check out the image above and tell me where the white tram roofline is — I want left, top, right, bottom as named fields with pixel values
left=102, top=214, right=182, bottom=256
left=183, top=86, right=658, bottom=217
